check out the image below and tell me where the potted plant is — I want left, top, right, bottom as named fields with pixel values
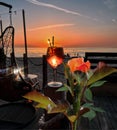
left=23, top=57, right=117, bottom=130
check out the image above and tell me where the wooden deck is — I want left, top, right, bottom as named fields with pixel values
left=0, top=95, right=116, bottom=130
left=79, top=96, right=117, bottom=130
left=41, top=95, right=117, bottom=130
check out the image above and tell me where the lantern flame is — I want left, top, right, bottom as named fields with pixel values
left=47, top=55, right=63, bottom=68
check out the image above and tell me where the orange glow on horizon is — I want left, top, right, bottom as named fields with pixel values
left=14, top=26, right=117, bottom=48
left=1, top=0, right=116, bottom=49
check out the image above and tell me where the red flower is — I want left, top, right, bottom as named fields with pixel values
left=68, top=58, right=91, bottom=73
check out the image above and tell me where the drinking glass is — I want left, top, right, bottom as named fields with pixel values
left=46, top=46, right=64, bottom=87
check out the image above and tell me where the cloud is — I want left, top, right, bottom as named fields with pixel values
left=104, top=0, right=117, bottom=9
left=25, top=0, right=99, bottom=21
left=26, top=0, right=82, bottom=16
left=112, top=19, right=117, bottom=23
left=28, top=23, right=75, bottom=31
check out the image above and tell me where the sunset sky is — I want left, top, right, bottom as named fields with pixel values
left=0, top=0, right=117, bottom=48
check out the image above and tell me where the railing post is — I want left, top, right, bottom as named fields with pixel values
left=42, top=55, right=47, bottom=89
left=22, top=9, right=28, bottom=77
left=23, top=53, right=28, bottom=77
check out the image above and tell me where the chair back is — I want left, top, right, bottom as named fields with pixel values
left=0, top=26, right=15, bottom=69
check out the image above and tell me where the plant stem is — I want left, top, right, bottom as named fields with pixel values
left=80, top=83, right=87, bottom=103
left=70, top=120, right=78, bottom=130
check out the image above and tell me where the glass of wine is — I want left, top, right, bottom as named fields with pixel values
left=46, top=46, right=64, bottom=87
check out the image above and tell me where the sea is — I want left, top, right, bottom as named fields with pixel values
left=14, top=47, right=117, bottom=57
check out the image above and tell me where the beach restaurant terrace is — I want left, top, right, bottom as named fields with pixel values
left=0, top=2, right=117, bottom=130
left=0, top=48, right=117, bottom=129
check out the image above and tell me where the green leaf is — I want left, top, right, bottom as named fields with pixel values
left=63, top=63, right=75, bottom=90
left=86, top=70, right=94, bottom=80
left=57, top=84, right=74, bottom=97
left=84, top=88, right=93, bottom=102
left=73, top=73, right=81, bottom=84
left=23, top=90, right=56, bottom=110
left=87, top=66, right=117, bottom=86
left=82, top=109, right=96, bottom=121
left=92, top=107, right=105, bottom=113
left=63, top=63, right=70, bottom=79
left=74, top=71, right=82, bottom=80
left=23, top=90, right=69, bottom=114
left=82, top=103, right=93, bottom=108
left=89, top=80, right=107, bottom=88
left=56, top=86, right=69, bottom=92
left=48, top=101, right=69, bottom=114
left=82, top=103, right=104, bottom=113
left=67, top=115, right=78, bottom=123
left=65, top=84, right=74, bottom=96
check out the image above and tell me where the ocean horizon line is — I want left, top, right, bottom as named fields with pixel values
left=14, top=47, right=117, bottom=57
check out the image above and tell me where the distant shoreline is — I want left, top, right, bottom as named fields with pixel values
left=14, top=47, right=117, bottom=57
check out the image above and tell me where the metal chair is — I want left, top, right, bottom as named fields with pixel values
left=0, top=26, right=33, bottom=101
